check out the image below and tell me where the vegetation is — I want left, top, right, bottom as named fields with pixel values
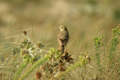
left=12, top=31, right=89, bottom=80
left=1, top=25, right=119, bottom=80
left=0, top=0, right=120, bottom=80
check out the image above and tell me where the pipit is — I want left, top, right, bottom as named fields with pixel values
left=57, top=25, right=69, bottom=53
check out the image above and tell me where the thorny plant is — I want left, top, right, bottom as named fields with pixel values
left=94, top=34, right=103, bottom=72
left=13, top=31, right=44, bottom=80
left=10, top=25, right=120, bottom=80
left=104, top=25, right=120, bottom=80
left=109, top=26, right=120, bottom=66
left=13, top=31, right=90, bottom=80
left=93, top=25, right=120, bottom=80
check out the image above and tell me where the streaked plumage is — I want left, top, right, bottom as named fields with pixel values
left=57, top=25, right=69, bottom=53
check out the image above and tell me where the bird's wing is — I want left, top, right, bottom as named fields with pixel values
left=58, top=32, right=67, bottom=40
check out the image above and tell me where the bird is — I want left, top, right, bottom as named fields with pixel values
left=57, top=25, right=69, bottom=53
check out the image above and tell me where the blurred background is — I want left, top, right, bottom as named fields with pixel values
left=0, top=0, right=120, bottom=80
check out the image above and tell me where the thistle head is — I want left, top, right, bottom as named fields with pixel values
left=23, top=30, right=27, bottom=36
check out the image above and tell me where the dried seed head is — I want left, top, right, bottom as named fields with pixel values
left=36, top=71, right=42, bottom=80
left=23, top=31, right=27, bottom=36
left=59, top=64, right=65, bottom=71
left=61, top=51, right=73, bottom=63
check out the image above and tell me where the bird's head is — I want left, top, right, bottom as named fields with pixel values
left=59, top=25, right=67, bottom=31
